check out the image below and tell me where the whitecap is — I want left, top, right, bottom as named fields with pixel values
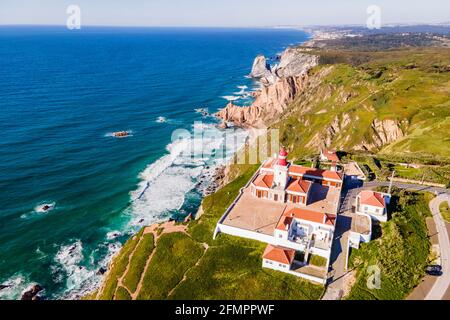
left=106, top=231, right=122, bottom=241
left=156, top=116, right=167, bottom=123
left=127, top=124, right=249, bottom=226
left=0, top=274, right=31, bottom=300
left=21, top=202, right=56, bottom=219
left=53, top=240, right=95, bottom=295
left=221, top=95, right=240, bottom=102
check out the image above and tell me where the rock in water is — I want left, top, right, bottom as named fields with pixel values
left=21, top=284, right=43, bottom=300
left=0, top=284, right=10, bottom=291
left=249, top=55, right=271, bottom=78
left=184, top=213, right=193, bottom=223
left=97, top=267, right=107, bottom=275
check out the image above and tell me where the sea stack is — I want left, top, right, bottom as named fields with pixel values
left=249, top=55, right=271, bottom=79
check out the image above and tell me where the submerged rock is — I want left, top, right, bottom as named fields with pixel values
left=0, top=284, right=10, bottom=291
left=21, top=284, right=43, bottom=300
left=97, top=267, right=107, bottom=276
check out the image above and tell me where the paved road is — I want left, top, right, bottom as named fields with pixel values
left=425, top=195, right=450, bottom=300
left=323, top=185, right=360, bottom=300
left=323, top=180, right=449, bottom=300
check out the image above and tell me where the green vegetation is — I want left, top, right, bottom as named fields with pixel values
left=169, top=238, right=322, bottom=300
left=347, top=190, right=433, bottom=300
left=98, top=228, right=144, bottom=300
left=293, top=159, right=314, bottom=167
left=136, top=232, right=204, bottom=300
left=91, top=45, right=450, bottom=301
left=122, top=233, right=155, bottom=293
left=309, top=255, right=327, bottom=267
left=94, top=163, right=324, bottom=300
left=188, top=164, right=260, bottom=245
left=352, top=154, right=450, bottom=185
left=271, top=48, right=450, bottom=163
left=115, top=286, right=132, bottom=300
left=167, top=164, right=323, bottom=300
left=440, top=201, right=450, bottom=223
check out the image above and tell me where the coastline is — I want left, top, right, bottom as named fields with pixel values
left=86, top=34, right=313, bottom=300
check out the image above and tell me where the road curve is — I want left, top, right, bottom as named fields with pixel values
left=425, top=195, right=450, bottom=300
left=323, top=180, right=449, bottom=300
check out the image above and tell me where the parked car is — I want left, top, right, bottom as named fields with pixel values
left=425, top=265, right=443, bottom=276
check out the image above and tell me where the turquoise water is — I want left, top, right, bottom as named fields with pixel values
left=0, top=26, right=308, bottom=299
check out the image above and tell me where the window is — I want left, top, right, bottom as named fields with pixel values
left=274, top=194, right=278, bottom=202
left=289, top=195, right=300, bottom=203
left=256, top=190, right=268, bottom=199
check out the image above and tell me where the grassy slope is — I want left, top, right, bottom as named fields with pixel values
left=98, top=228, right=144, bottom=300
left=272, top=48, right=450, bottom=163
left=347, top=189, right=433, bottom=300
left=122, top=233, right=155, bottom=293
left=92, top=47, right=450, bottom=300
left=94, top=164, right=324, bottom=300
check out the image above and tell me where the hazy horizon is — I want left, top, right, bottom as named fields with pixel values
left=1, top=0, right=449, bottom=28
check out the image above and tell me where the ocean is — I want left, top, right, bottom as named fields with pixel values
left=0, top=26, right=308, bottom=299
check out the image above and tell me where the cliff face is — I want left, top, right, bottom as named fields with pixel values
left=216, top=48, right=319, bottom=128
left=355, top=119, right=405, bottom=151
left=306, top=116, right=404, bottom=150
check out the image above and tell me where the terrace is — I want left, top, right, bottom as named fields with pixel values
left=351, top=214, right=372, bottom=236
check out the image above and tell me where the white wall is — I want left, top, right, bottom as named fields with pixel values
left=262, top=260, right=326, bottom=285
left=262, top=259, right=290, bottom=272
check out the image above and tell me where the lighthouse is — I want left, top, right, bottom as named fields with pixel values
left=274, top=148, right=290, bottom=188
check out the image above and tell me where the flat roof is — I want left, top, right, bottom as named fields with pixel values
left=352, top=214, right=371, bottom=235
left=221, top=182, right=341, bottom=236
left=222, top=188, right=287, bottom=236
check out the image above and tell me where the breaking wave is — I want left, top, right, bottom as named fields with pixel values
left=127, top=123, right=248, bottom=227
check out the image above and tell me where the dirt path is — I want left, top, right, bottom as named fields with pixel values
left=114, top=233, right=146, bottom=298
left=167, top=242, right=210, bottom=298
left=130, top=221, right=188, bottom=300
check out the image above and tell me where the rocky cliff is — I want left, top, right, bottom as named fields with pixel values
left=216, top=48, right=319, bottom=128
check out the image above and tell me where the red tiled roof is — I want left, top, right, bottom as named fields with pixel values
left=276, top=216, right=293, bottom=231
left=322, top=149, right=340, bottom=162
left=284, top=207, right=336, bottom=226
left=286, top=179, right=312, bottom=194
left=359, top=190, right=386, bottom=208
left=263, top=245, right=295, bottom=265
left=288, top=165, right=343, bottom=181
left=253, top=173, right=274, bottom=189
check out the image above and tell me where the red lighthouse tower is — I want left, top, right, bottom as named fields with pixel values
left=278, top=147, right=288, bottom=166
left=274, top=147, right=289, bottom=188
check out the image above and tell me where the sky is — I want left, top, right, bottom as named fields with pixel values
left=0, top=0, right=449, bottom=27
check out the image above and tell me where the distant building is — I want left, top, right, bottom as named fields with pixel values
left=355, top=190, right=390, bottom=222
left=320, top=148, right=340, bottom=163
